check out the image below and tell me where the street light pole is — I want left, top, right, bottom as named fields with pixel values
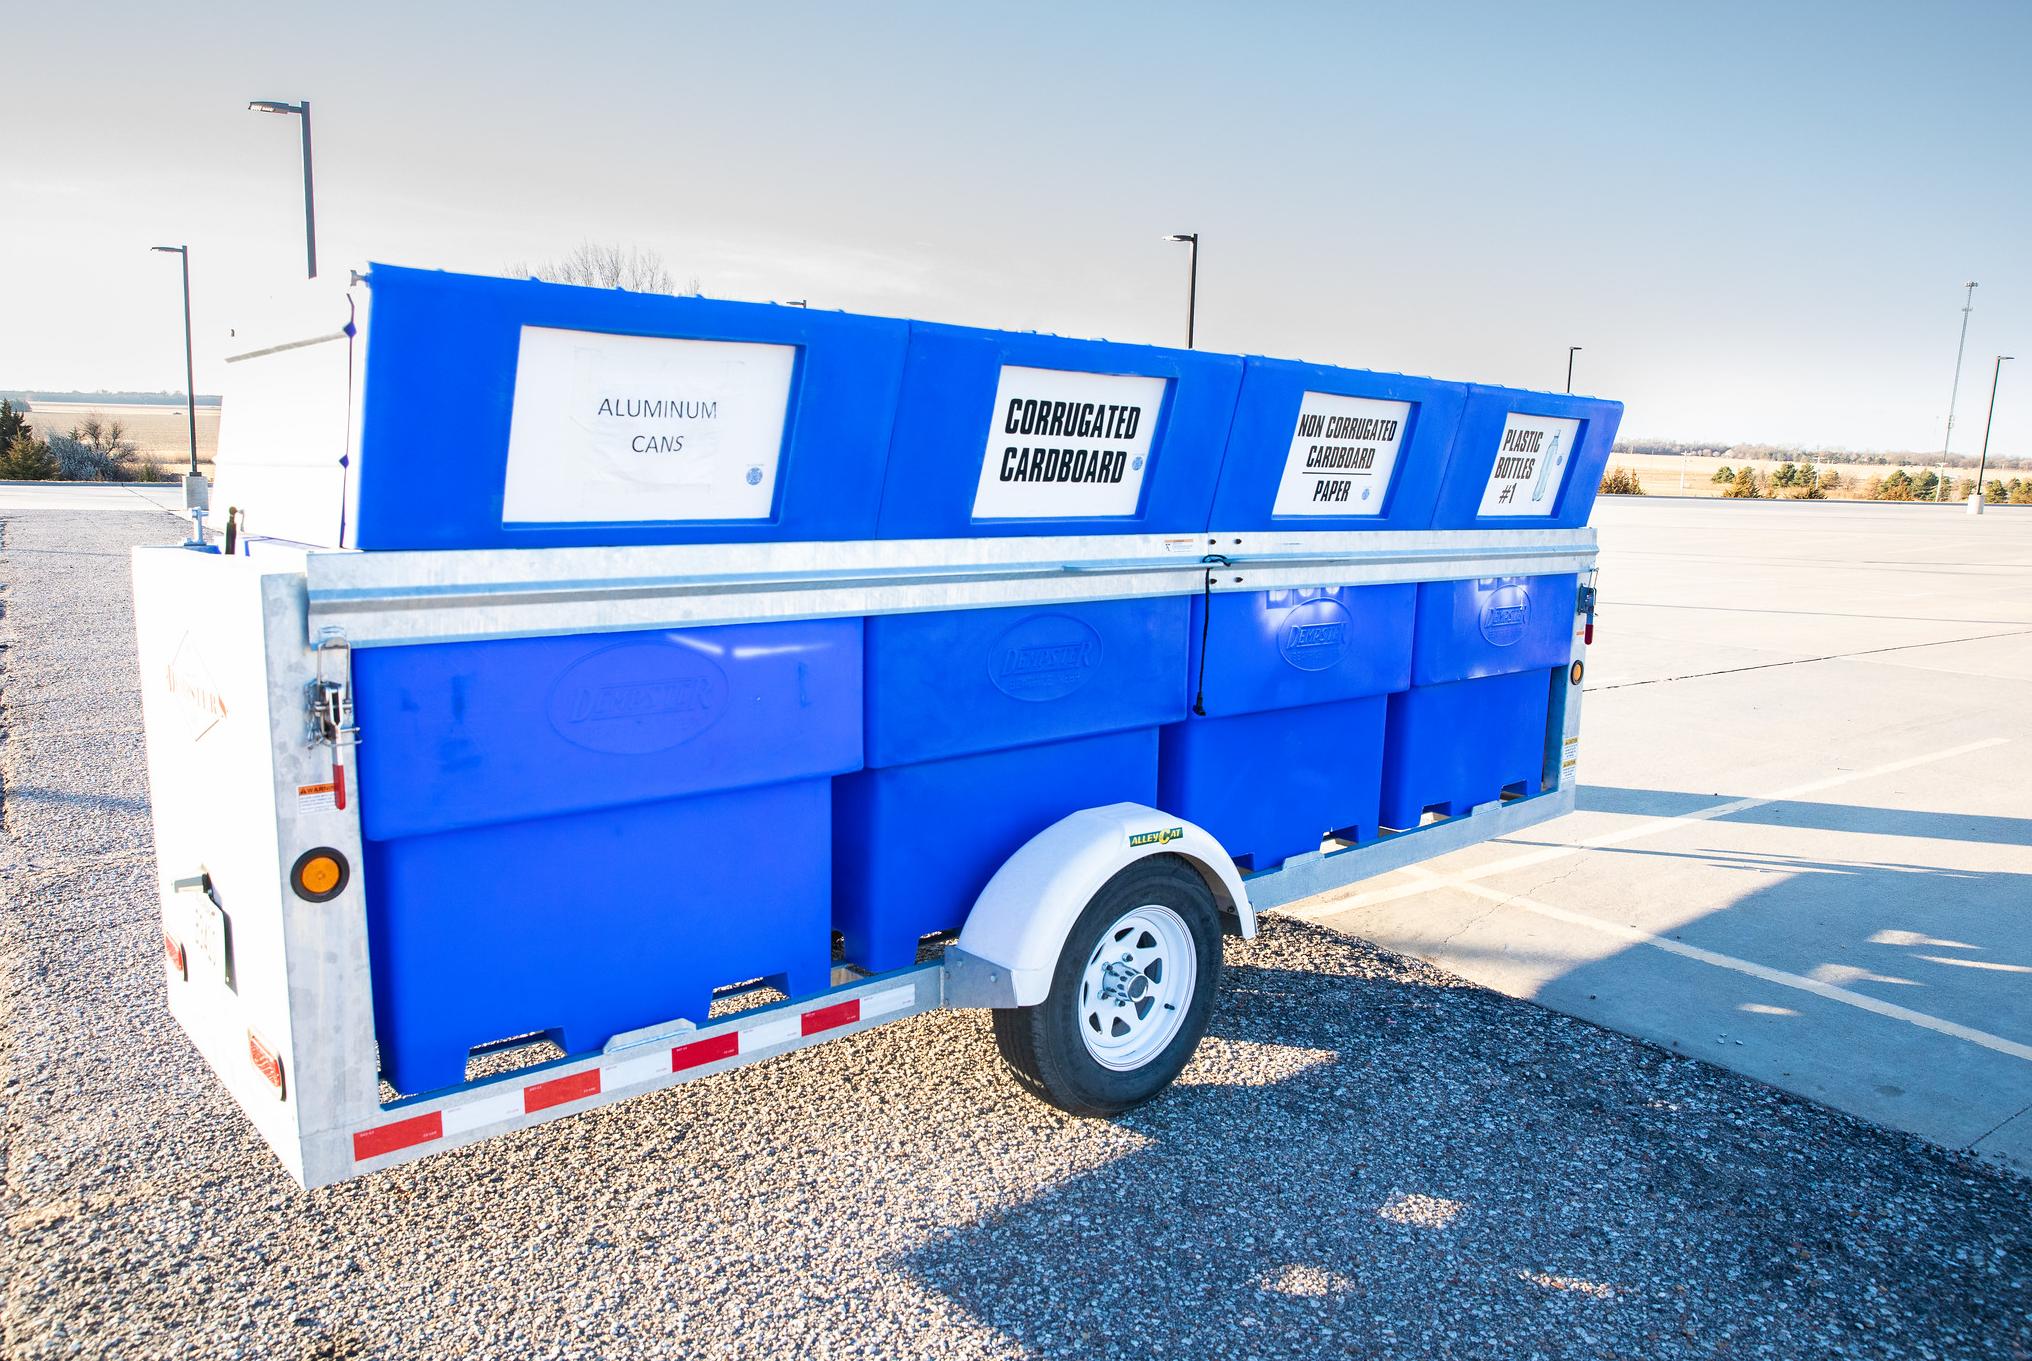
left=151, top=245, right=206, bottom=543
left=1566, top=346, right=1583, bottom=394
left=249, top=99, right=317, bottom=278
left=150, top=245, right=197, bottom=477
left=1973, top=354, right=2013, bottom=510
left=1939, top=280, right=1977, bottom=499
left=1164, top=233, right=1198, bottom=348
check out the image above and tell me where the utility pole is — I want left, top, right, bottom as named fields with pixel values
left=1939, top=281, right=1977, bottom=499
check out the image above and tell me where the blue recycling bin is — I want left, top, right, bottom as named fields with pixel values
left=351, top=265, right=908, bottom=550
left=355, top=620, right=862, bottom=1094
left=1380, top=385, right=1621, bottom=826
left=1156, top=361, right=1463, bottom=868
left=345, top=269, right=904, bottom=1091
left=832, top=322, right=1242, bottom=971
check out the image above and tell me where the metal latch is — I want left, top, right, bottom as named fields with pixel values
left=1576, top=576, right=1599, bottom=646
left=307, top=629, right=360, bottom=810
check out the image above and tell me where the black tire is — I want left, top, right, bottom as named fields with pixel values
left=991, top=854, right=1222, bottom=1117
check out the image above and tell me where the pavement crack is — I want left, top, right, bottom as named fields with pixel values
left=1966, top=1100, right=2032, bottom=1152
left=1592, top=626, right=2032, bottom=691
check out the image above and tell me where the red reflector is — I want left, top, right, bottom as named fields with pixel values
left=247, top=1032, right=285, bottom=1098
left=353, top=1111, right=443, bottom=1161
left=523, top=1068, right=601, bottom=1113
left=671, top=1031, right=740, bottom=1072
left=801, top=999, right=861, bottom=1036
left=1584, top=621, right=1594, bottom=645
left=163, top=933, right=186, bottom=978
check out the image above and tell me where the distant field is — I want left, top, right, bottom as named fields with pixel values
left=1602, top=450, right=2027, bottom=500
left=24, top=402, right=217, bottom=477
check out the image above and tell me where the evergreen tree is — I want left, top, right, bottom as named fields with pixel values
left=0, top=433, right=59, bottom=480
left=0, top=400, right=31, bottom=452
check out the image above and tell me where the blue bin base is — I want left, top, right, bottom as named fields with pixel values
left=364, top=779, right=835, bottom=1095
left=833, top=729, right=1158, bottom=973
left=1379, top=670, right=1551, bottom=829
left=1157, top=696, right=1387, bottom=870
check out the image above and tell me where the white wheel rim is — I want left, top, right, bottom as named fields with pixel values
left=1076, top=902, right=1198, bottom=1072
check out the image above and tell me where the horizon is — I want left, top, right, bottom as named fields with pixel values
left=2, top=1, right=2027, bottom=459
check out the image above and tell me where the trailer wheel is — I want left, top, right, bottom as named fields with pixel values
left=991, top=855, right=1221, bottom=1117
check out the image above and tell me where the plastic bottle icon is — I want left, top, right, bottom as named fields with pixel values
left=1531, top=429, right=1566, bottom=503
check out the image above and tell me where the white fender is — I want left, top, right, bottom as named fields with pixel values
left=944, top=803, right=1254, bottom=1009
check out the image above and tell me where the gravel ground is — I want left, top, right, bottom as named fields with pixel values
left=1, top=508, right=2027, bottom=1360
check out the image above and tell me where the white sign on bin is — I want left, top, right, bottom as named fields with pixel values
left=1476, top=412, right=1582, bottom=517
left=1271, top=392, right=1413, bottom=517
left=972, top=366, right=1167, bottom=519
left=502, top=326, right=796, bottom=524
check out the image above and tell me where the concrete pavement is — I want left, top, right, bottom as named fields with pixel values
left=0, top=481, right=185, bottom=512
left=1298, top=497, right=2032, bottom=1173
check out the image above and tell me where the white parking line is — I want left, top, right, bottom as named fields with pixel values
left=1395, top=865, right=2032, bottom=1065
left=1284, top=736, right=2012, bottom=921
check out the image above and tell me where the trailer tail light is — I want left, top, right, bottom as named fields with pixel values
left=164, top=933, right=187, bottom=979
left=248, top=1031, right=286, bottom=1099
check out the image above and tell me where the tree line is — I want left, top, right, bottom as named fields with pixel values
left=1599, top=456, right=2032, bottom=503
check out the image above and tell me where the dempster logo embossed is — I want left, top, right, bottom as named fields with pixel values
left=1278, top=598, right=1355, bottom=671
left=1479, top=584, right=1531, bottom=647
left=547, top=640, right=728, bottom=753
left=989, top=614, right=1103, bottom=702
left=165, top=633, right=226, bottom=741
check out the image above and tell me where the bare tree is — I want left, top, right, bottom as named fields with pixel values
left=510, top=242, right=691, bottom=294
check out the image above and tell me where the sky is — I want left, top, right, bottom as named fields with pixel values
left=3, top=0, right=2028, bottom=456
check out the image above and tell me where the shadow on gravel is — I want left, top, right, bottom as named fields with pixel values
left=896, top=920, right=2032, bottom=1360
left=0, top=785, right=152, bottom=813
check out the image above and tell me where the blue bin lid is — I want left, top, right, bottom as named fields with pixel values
left=1428, top=385, right=1624, bottom=530
left=874, top=321, right=1243, bottom=538
left=352, top=265, right=909, bottom=549
left=1206, top=358, right=1468, bottom=530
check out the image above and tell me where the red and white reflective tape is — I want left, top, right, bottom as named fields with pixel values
left=352, top=983, right=917, bottom=1163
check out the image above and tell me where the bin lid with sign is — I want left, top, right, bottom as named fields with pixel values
left=872, top=322, right=1243, bottom=538
left=349, top=265, right=911, bottom=550
left=1205, top=358, right=1468, bottom=530
left=1426, top=385, right=1623, bottom=531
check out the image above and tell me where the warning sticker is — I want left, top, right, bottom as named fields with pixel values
left=296, top=782, right=338, bottom=815
left=1561, top=736, right=1579, bottom=771
left=1477, top=413, right=1583, bottom=517
left=1270, top=392, right=1413, bottom=517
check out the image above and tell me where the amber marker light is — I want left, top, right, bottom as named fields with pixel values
left=290, top=847, right=350, bottom=902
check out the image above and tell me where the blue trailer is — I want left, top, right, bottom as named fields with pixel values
left=135, top=266, right=1615, bottom=1187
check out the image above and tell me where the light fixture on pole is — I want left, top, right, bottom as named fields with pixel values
left=151, top=244, right=207, bottom=544
left=1971, top=354, right=2013, bottom=515
left=248, top=99, right=318, bottom=278
left=1939, top=280, right=1977, bottom=500
left=1566, top=346, right=1583, bottom=394
left=1163, top=233, right=1198, bottom=349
